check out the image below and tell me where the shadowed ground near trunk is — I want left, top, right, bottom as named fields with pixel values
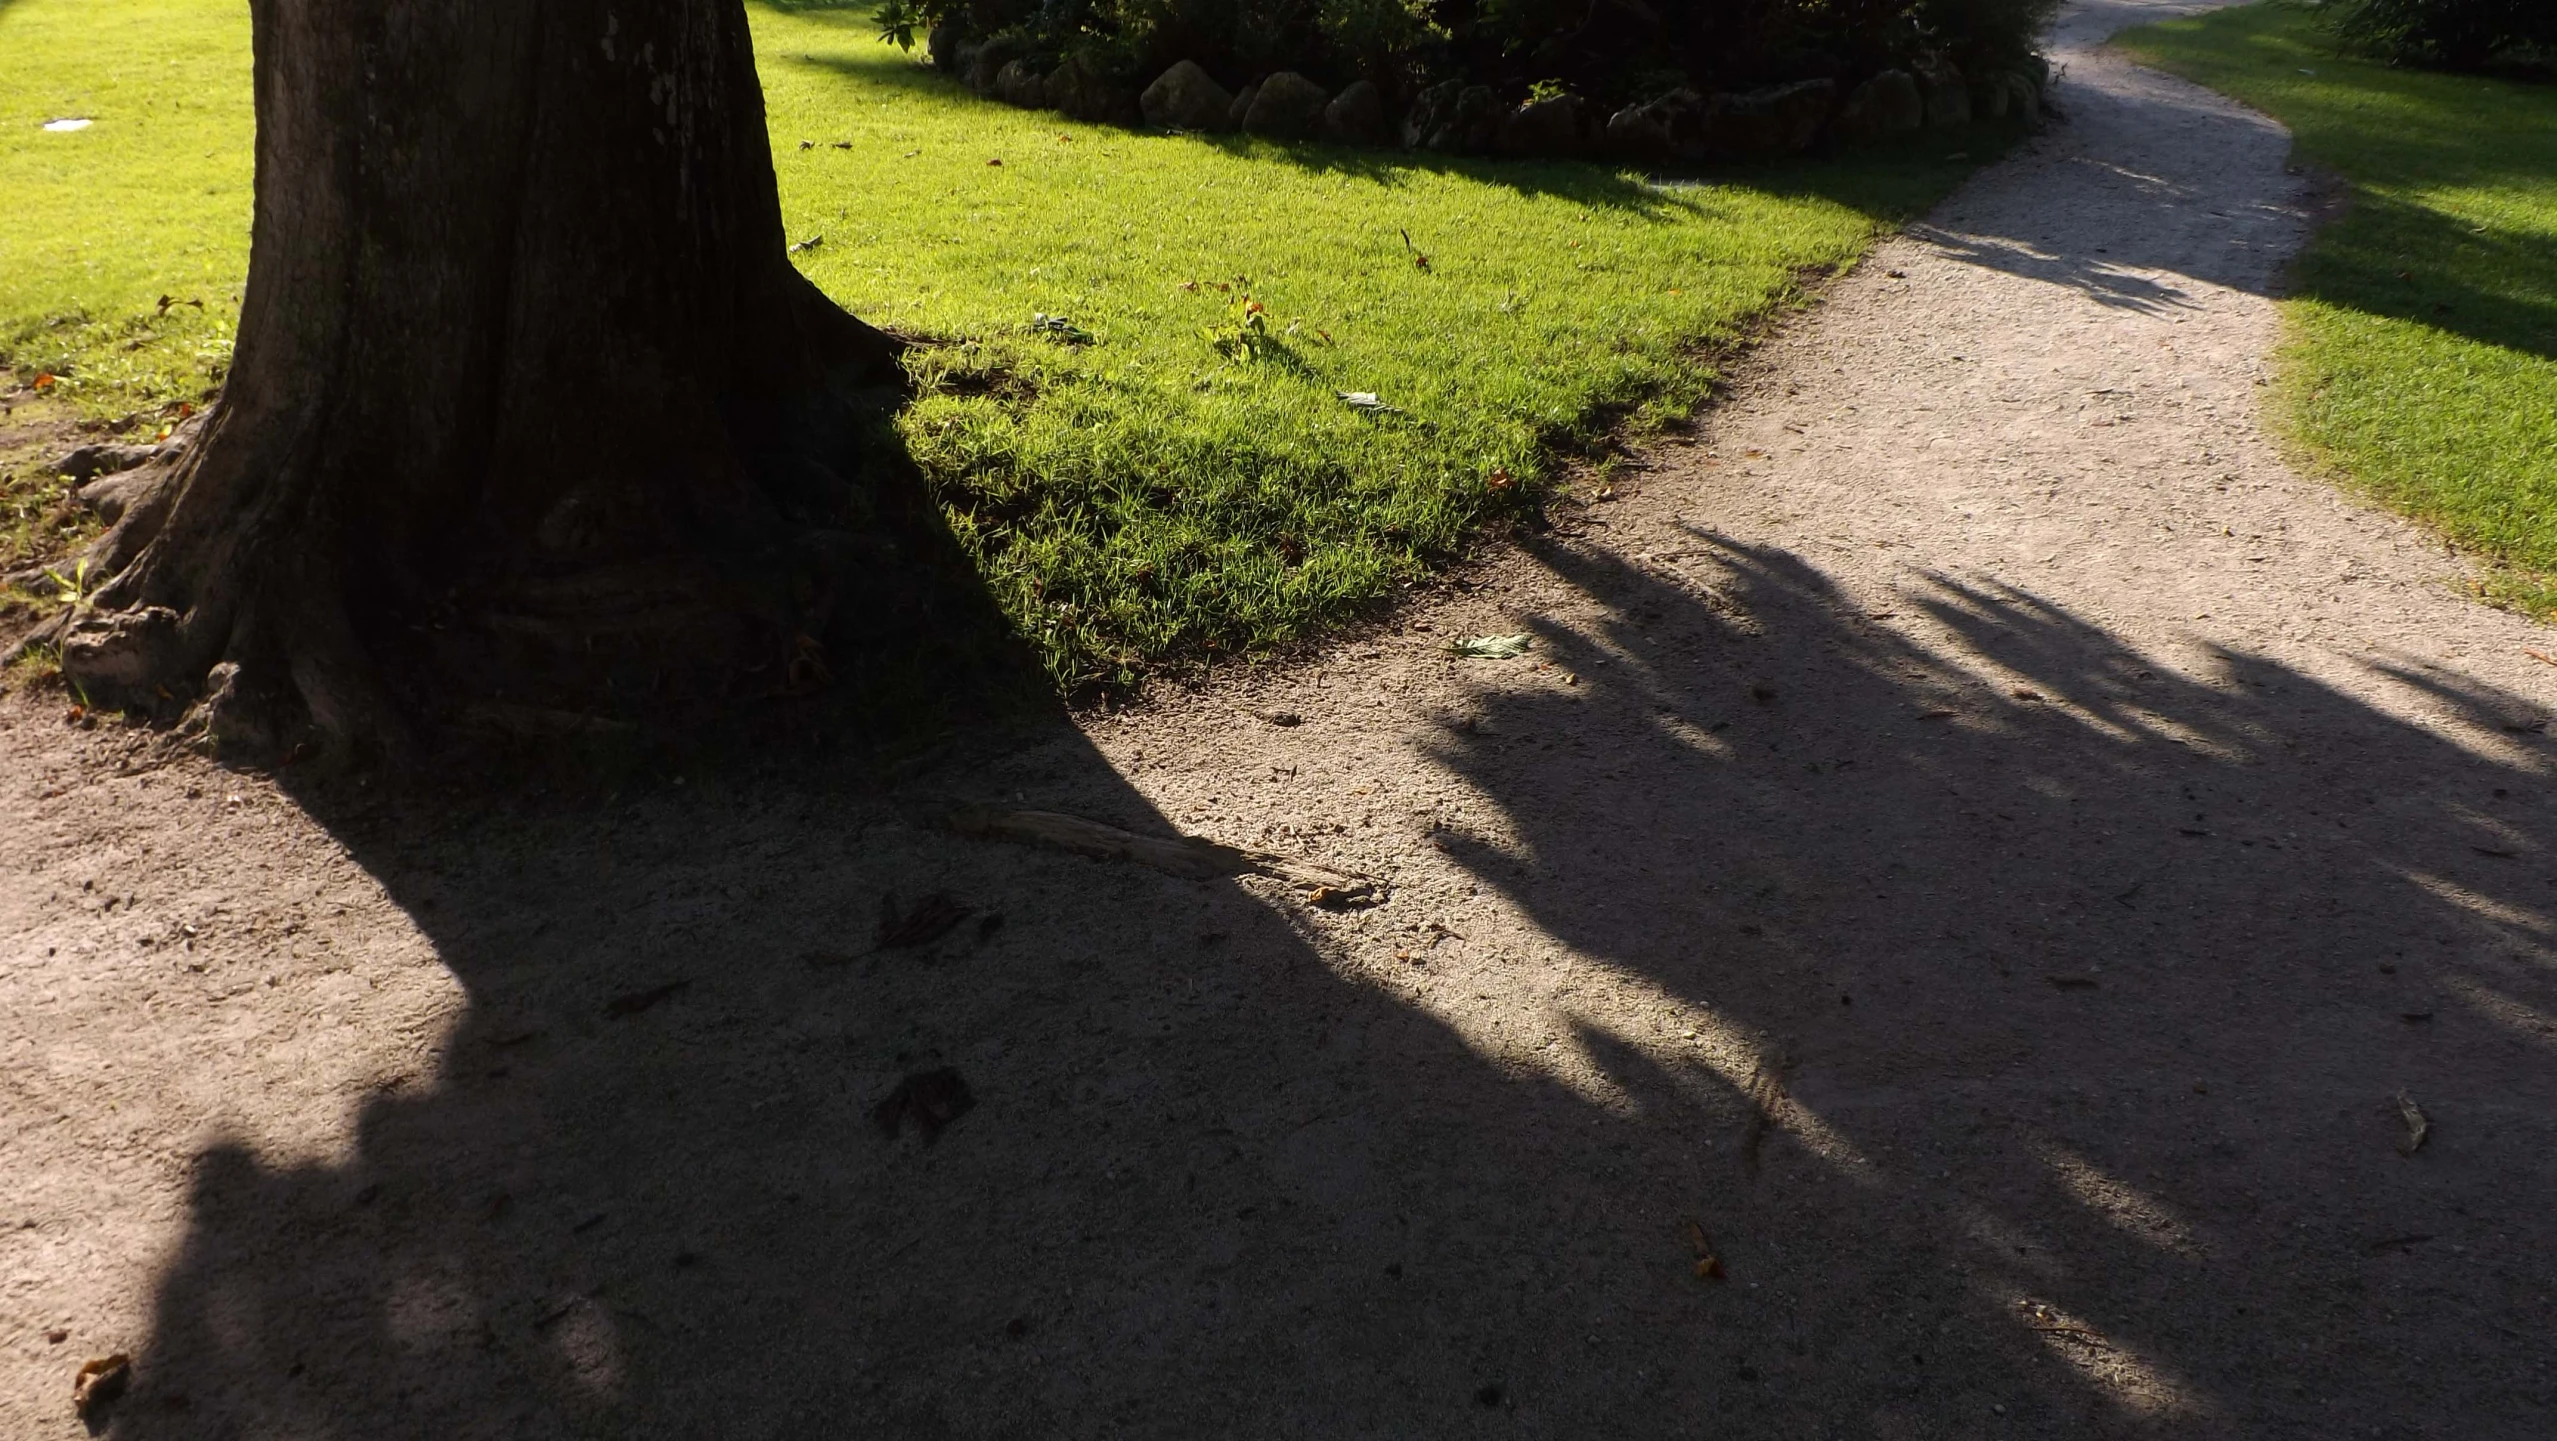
left=10, top=515, right=2556, bottom=1437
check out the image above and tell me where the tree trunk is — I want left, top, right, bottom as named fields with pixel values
left=31, top=0, right=921, bottom=761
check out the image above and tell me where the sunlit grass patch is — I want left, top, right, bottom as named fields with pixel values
left=1, top=0, right=1994, bottom=694
left=2119, top=2, right=2557, bottom=612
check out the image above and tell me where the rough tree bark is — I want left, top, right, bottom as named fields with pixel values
left=23, top=0, right=924, bottom=760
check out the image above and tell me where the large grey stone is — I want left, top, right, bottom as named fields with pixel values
left=1915, top=57, right=1970, bottom=130
left=966, top=34, right=1025, bottom=96
left=1243, top=71, right=1330, bottom=139
left=1496, top=94, right=1590, bottom=158
left=1140, top=60, right=1234, bottom=130
left=2007, top=72, right=2045, bottom=121
left=1401, top=80, right=1464, bottom=149
left=1702, top=78, right=1835, bottom=159
left=1046, top=56, right=1135, bottom=124
left=1227, top=80, right=1262, bottom=130
left=1321, top=80, right=1388, bottom=145
left=1827, top=69, right=1923, bottom=147
left=1446, top=85, right=1505, bottom=153
left=994, top=58, right=1047, bottom=109
left=1969, top=73, right=2011, bottom=122
left=1603, top=88, right=1708, bottom=162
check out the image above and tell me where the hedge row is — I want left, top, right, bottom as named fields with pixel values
left=883, top=0, right=2061, bottom=123
left=945, top=40, right=2052, bottom=163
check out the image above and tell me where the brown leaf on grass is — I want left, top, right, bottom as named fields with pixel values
left=878, top=891, right=971, bottom=950
left=874, top=1068, right=975, bottom=1142
left=1685, top=1220, right=1727, bottom=1281
left=73, top=1354, right=129, bottom=1419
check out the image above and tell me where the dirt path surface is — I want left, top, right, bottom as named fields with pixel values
left=9, top=3, right=2557, bottom=1436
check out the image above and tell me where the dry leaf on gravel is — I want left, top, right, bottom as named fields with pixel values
left=1449, top=634, right=1532, bottom=659
left=73, top=1353, right=129, bottom=1419
left=874, top=1068, right=975, bottom=1142
left=878, top=891, right=971, bottom=950
left=602, top=979, right=689, bottom=1018
left=2396, top=1091, right=2429, bottom=1155
left=1686, top=1220, right=1727, bottom=1281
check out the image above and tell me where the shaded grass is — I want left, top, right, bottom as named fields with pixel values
left=2118, top=2, right=2557, bottom=612
left=1, top=0, right=1999, bottom=694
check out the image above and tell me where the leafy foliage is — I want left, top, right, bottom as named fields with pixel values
left=2321, top=0, right=2556, bottom=73
left=909, top=0, right=2057, bottom=105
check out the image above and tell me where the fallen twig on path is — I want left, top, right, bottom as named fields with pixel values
left=946, top=805, right=1378, bottom=906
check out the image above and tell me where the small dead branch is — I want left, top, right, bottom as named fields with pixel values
left=947, top=805, right=1378, bottom=905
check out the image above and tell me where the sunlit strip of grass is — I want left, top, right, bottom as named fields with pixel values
left=0, top=0, right=1995, bottom=695
left=2118, top=2, right=2557, bottom=612
left=758, top=12, right=1989, bottom=690
left=0, top=0, right=249, bottom=412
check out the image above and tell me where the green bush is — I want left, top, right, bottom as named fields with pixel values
left=903, top=0, right=2058, bottom=108
left=2323, top=0, right=2557, bottom=72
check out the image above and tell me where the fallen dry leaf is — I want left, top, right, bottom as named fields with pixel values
left=875, top=1067, right=975, bottom=1141
left=878, top=891, right=971, bottom=950
left=73, top=1353, right=129, bottom=1419
left=1685, top=1220, right=1727, bottom=1281
left=602, top=978, right=688, bottom=1018
left=2396, top=1090, right=2429, bottom=1155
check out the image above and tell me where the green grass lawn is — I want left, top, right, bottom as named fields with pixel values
left=2, top=0, right=1990, bottom=694
left=2119, top=2, right=2557, bottom=612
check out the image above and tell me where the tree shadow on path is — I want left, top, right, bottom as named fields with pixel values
left=104, top=501, right=2557, bottom=1437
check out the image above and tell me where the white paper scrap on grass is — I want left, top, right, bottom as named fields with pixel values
left=43, top=118, right=93, bottom=132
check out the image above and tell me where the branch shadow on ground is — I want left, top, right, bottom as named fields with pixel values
left=105, top=497, right=2557, bottom=1435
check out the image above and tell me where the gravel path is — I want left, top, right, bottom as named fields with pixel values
left=8, top=3, right=2557, bottom=1436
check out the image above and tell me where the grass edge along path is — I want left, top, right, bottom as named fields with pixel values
left=2117, top=2, right=2557, bottom=616
left=2, top=0, right=2008, bottom=697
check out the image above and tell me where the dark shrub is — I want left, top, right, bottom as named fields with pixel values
left=2326, top=0, right=2557, bottom=72
left=897, top=0, right=2061, bottom=118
